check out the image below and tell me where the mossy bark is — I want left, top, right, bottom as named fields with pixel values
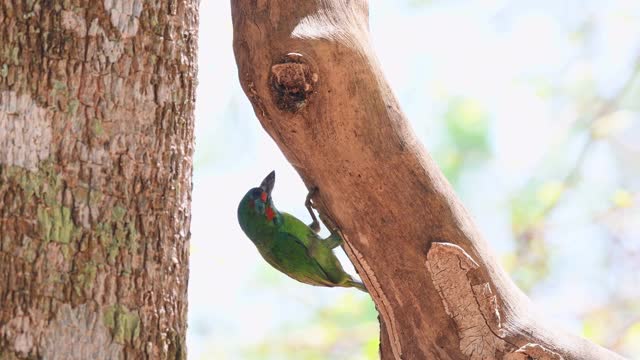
left=0, top=1, right=198, bottom=359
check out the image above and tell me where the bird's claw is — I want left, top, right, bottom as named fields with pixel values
left=305, top=187, right=318, bottom=208
left=306, top=187, right=321, bottom=233
left=309, top=221, right=321, bottom=233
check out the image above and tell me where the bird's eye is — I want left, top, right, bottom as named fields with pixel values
left=251, top=188, right=262, bottom=198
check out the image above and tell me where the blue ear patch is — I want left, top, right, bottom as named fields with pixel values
left=255, top=201, right=265, bottom=214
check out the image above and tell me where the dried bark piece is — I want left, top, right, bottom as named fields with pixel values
left=426, top=242, right=509, bottom=359
left=505, top=343, right=565, bottom=360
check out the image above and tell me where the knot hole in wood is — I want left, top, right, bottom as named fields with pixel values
left=270, top=52, right=318, bottom=113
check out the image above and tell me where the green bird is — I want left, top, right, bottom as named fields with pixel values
left=237, top=171, right=367, bottom=292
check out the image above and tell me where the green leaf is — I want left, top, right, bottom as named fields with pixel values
left=536, top=181, right=565, bottom=208
left=612, top=189, right=634, bottom=208
left=444, top=97, right=491, bottom=154
left=591, top=110, right=633, bottom=139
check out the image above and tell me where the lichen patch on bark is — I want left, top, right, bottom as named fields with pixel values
left=88, top=19, right=125, bottom=63
left=41, top=304, right=123, bottom=360
left=103, top=0, right=144, bottom=38
left=102, top=304, right=140, bottom=344
left=426, top=242, right=509, bottom=359
left=0, top=308, right=44, bottom=358
left=0, top=91, right=52, bottom=171
left=61, top=10, right=88, bottom=37
left=1, top=304, right=128, bottom=359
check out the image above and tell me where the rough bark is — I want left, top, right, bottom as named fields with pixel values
left=230, top=1, right=626, bottom=359
left=0, top=1, right=197, bottom=359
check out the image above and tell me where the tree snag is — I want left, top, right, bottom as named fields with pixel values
left=0, top=1, right=198, bottom=359
left=231, top=1, right=626, bottom=359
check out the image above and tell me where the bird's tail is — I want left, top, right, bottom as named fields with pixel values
left=347, top=279, right=368, bottom=293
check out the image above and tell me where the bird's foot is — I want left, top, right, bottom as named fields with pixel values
left=305, top=187, right=321, bottom=233
left=323, top=232, right=343, bottom=249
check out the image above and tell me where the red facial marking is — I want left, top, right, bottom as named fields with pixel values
left=265, top=206, right=275, bottom=221
left=260, top=192, right=267, bottom=202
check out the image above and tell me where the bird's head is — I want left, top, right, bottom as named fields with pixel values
left=239, top=170, right=278, bottom=222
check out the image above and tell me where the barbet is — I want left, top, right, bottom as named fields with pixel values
left=237, top=171, right=367, bottom=292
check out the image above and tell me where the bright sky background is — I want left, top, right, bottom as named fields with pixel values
left=189, top=1, right=640, bottom=358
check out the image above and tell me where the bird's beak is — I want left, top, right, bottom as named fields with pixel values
left=260, top=170, right=275, bottom=195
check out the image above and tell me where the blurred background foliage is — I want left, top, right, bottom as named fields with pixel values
left=189, top=0, right=640, bottom=358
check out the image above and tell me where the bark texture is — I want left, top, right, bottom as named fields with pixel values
left=231, top=1, right=626, bottom=359
left=0, top=1, right=197, bottom=359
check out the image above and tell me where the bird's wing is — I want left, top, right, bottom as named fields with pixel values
left=283, top=232, right=333, bottom=281
left=279, top=212, right=317, bottom=248
left=264, top=231, right=334, bottom=287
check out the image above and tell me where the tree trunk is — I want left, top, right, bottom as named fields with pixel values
left=0, top=1, right=197, bottom=359
left=230, top=1, right=626, bottom=359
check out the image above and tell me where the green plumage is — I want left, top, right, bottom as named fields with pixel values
left=237, top=171, right=366, bottom=292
